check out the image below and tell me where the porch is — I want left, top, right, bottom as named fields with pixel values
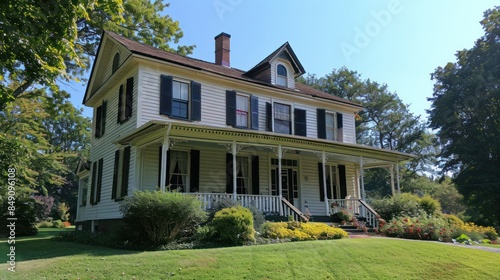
left=117, top=121, right=411, bottom=223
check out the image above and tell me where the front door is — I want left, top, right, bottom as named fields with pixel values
left=271, top=158, right=299, bottom=206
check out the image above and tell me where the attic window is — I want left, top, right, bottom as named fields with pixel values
left=277, top=64, right=287, bottom=86
left=112, top=52, right=120, bottom=74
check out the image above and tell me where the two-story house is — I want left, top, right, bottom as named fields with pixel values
left=75, top=31, right=413, bottom=232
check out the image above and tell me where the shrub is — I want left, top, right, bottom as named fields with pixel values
left=248, top=206, right=266, bottom=231
left=52, top=220, right=66, bottom=228
left=0, top=196, right=38, bottom=236
left=119, top=191, right=207, bottom=247
left=37, top=220, right=54, bottom=228
left=211, top=206, right=255, bottom=245
left=419, top=195, right=441, bottom=216
left=261, top=221, right=348, bottom=241
left=381, top=213, right=453, bottom=241
left=56, top=202, right=70, bottom=221
left=456, top=233, right=471, bottom=243
left=371, top=193, right=421, bottom=221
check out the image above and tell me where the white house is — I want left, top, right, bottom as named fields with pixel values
left=75, top=31, right=412, bottom=232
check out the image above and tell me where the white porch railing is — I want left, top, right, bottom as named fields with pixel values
left=329, top=198, right=380, bottom=229
left=192, top=193, right=282, bottom=215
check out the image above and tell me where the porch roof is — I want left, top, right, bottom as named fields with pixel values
left=115, top=121, right=415, bottom=167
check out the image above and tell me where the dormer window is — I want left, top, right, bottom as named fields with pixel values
left=112, top=52, right=120, bottom=74
left=277, top=64, right=287, bottom=86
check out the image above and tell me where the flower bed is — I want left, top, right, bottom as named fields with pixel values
left=261, top=221, right=348, bottom=241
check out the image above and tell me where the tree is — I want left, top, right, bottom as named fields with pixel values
left=0, top=0, right=194, bottom=106
left=428, top=7, right=500, bottom=228
left=300, top=68, right=439, bottom=197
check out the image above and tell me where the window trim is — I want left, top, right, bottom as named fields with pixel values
left=325, top=111, right=337, bottom=141
left=168, top=150, right=190, bottom=192
left=171, top=80, right=190, bottom=120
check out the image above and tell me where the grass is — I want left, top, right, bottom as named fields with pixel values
left=1, top=229, right=499, bottom=279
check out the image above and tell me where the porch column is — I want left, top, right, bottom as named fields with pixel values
left=232, top=141, right=237, bottom=201
left=390, top=165, right=395, bottom=196
left=322, top=151, right=329, bottom=216
left=359, top=156, right=365, bottom=200
left=278, top=145, right=283, bottom=198
left=159, top=138, right=169, bottom=192
left=396, top=162, right=401, bottom=193
left=135, top=147, right=143, bottom=193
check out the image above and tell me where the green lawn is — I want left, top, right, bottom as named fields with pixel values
left=1, top=228, right=499, bottom=279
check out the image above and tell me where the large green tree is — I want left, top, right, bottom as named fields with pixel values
left=0, top=0, right=194, bottom=106
left=428, top=7, right=500, bottom=228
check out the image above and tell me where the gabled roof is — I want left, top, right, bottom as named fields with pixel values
left=244, top=42, right=305, bottom=78
left=85, top=30, right=362, bottom=109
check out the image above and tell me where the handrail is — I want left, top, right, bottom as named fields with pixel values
left=281, top=198, right=309, bottom=222
left=358, top=199, right=380, bottom=229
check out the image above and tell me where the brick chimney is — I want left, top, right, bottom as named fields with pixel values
left=214, top=32, right=231, bottom=67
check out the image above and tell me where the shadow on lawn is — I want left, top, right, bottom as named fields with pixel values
left=0, top=228, right=139, bottom=263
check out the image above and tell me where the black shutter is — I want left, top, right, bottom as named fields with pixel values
left=226, top=153, right=233, bottom=193
left=251, top=156, right=259, bottom=195
left=95, top=106, right=102, bottom=138
left=112, top=150, right=120, bottom=199
left=96, top=158, right=103, bottom=203
left=117, top=85, right=123, bottom=123
left=90, top=162, right=97, bottom=204
left=318, top=162, right=325, bottom=202
left=317, top=108, right=326, bottom=139
left=337, top=112, right=343, bottom=142
left=265, top=102, right=272, bottom=132
left=126, top=77, right=134, bottom=119
left=294, top=108, right=307, bottom=136
left=190, top=150, right=200, bottom=192
left=191, top=81, right=201, bottom=121
left=160, top=75, right=173, bottom=116
left=101, top=101, right=107, bottom=136
left=338, top=165, right=347, bottom=199
left=226, top=90, right=236, bottom=126
left=251, top=95, right=259, bottom=130
left=122, top=146, right=131, bottom=197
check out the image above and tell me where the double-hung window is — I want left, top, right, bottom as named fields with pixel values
left=274, top=102, right=291, bottom=134
left=236, top=156, right=249, bottom=194
left=160, top=75, right=201, bottom=121
left=112, top=146, right=131, bottom=200
left=325, top=112, right=336, bottom=141
left=172, top=81, right=189, bottom=119
left=169, top=150, right=189, bottom=192
left=236, top=95, right=249, bottom=127
left=226, top=90, right=259, bottom=129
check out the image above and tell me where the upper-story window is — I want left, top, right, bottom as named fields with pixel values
left=226, top=90, right=259, bottom=130
left=326, top=112, right=337, bottom=141
left=236, top=95, right=249, bottom=127
left=317, top=109, right=343, bottom=142
left=274, top=102, right=291, bottom=134
left=276, top=64, right=287, bottom=86
left=95, top=101, right=107, bottom=138
left=172, top=81, right=189, bottom=119
left=112, top=52, right=120, bottom=74
left=159, top=75, right=201, bottom=121
left=117, top=77, right=134, bottom=124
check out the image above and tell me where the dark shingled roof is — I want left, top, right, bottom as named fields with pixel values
left=105, top=30, right=362, bottom=109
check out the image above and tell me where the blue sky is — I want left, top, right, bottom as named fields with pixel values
left=69, top=1, right=497, bottom=119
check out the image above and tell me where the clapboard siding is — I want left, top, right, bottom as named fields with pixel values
left=92, top=41, right=131, bottom=95
left=198, top=148, right=227, bottom=193
left=86, top=69, right=139, bottom=220
left=300, top=156, right=325, bottom=216
left=141, top=145, right=159, bottom=191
